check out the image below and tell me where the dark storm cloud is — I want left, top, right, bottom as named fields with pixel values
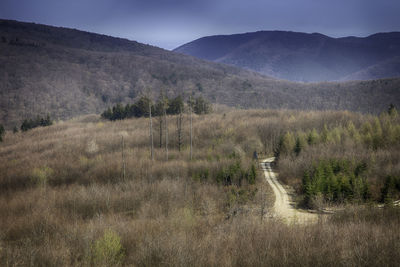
left=1, top=0, right=399, bottom=49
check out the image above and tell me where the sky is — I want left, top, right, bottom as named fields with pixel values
left=0, top=0, right=399, bottom=50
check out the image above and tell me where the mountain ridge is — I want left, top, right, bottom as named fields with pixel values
left=174, top=30, right=400, bottom=82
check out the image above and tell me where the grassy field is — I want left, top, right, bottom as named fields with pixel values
left=0, top=109, right=399, bottom=266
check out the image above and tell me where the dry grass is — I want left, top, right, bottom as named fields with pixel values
left=0, top=109, right=399, bottom=266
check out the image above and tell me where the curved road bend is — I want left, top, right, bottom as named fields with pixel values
left=261, top=157, right=319, bottom=224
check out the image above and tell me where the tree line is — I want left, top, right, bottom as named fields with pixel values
left=101, top=94, right=212, bottom=162
left=101, top=95, right=211, bottom=121
left=275, top=106, right=400, bottom=159
left=20, top=115, right=53, bottom=132
left=302, top=159, right=400, bottom=207
left=274, top=105, right=400, bottom=207
left=302, top=159, right=370, bottom=207
left=0, top=115, right=53, bottom=142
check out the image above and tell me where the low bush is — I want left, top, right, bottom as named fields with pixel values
left=92, top=229, right=125, bottom=266
left=216, top=161, right=257, bottom=186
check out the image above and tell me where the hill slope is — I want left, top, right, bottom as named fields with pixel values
left=174, top=31, right=400, bottom=82
left=1, top=20, right=400, bottom=127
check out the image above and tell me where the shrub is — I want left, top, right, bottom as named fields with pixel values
left=192, top=168, right=209, bottom=182
left=275, top=131, right=295, bottom=158
left=216, top=161, right=257, bottom=186
left=92, top=229, right=125, bottom=266
left=31, top=166, right=53, bottom=187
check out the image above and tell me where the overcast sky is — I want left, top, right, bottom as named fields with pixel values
left=1, top=0, right=399, bottom=50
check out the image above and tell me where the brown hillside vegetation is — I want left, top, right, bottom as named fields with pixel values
left=1, top=19, right=400, bottom=128
left=1, top=109, right=399, bottom=266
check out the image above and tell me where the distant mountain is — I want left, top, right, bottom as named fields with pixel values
left=174, top=31, right=400, bottom=82
left=342, top=56, right=400, bottom=81
left=1, top=20, right=400, bottom=128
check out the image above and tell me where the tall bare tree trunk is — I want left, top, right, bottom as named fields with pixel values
left=159, top=118, right=163, bottom=148
left=121, top=135, right=126, bottom=180
left=190, top=95, right=193, bottom=160
left=149, top=100, right=154, bottom=161
left=177, top=112, right=183, bottom=151
left=164, top=107, right=168, bottom=161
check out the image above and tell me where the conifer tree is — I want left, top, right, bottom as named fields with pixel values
left=302, top=170, right=313, bottom=206
left=388, top=103, right=398, bottom=117
left=0, top=124, right=4, bottom=142
left=294, top=136, right=305, bottom=156
left=307, top=128, right=319, bottom=145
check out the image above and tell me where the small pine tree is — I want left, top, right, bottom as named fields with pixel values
left=294, top=136, right=305, bottom=156
left=302, top=170, right=313, bottom=206
left=307, top=128, right=319, bottom=145
left=193, top=96, right=212, bottom=115
left=347, top=121, right=361, bottom=143
left=362, top=178, right=371, bottom=200
left=279, top=132, right=296, bottom=155
left=320, top=124, right=329, bottom=143
left=101, top=107, right=113, bottom=120
left=167, top=95, right=184, bottom=115
left=388, top=103, right=398, bottom=117
left=112, top=104, right=125, bottom=120
left=0, top=124, right=4, bottom=142
left=247, top=164, right=257, bottom=185
left=135, top=96, right=153, bottom=117
left=92, top=229, right=125, bottom=266
left=21, top=119, right=31, bottom=132
left=381, top=175, right=397, bottom=204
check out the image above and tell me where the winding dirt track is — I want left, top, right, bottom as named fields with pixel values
left=261, top=157, right=319, bottom=224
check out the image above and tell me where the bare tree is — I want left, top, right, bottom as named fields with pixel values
left=158, top=117, right=163, bottom=148
left=177, top=110, right=183, bottom=151
left=121, top=135, right=126, bottom=180
left=149, top=98, right=154, bottom=161
left=154, top=98, right=163, bottom=148
left=189, top=95, right=193, bottom=160
left=163, top=96, right=169, bottom=161
left=260, top=180, right=266, bottom=222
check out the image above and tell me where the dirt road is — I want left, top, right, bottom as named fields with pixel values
left=261, top=157, right=319, bottom=224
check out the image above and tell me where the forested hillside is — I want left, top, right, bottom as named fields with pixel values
left=1, top=19, right=400, bottom=128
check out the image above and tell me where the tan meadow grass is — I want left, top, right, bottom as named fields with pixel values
left=0, top=109, right=399, bottom=266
